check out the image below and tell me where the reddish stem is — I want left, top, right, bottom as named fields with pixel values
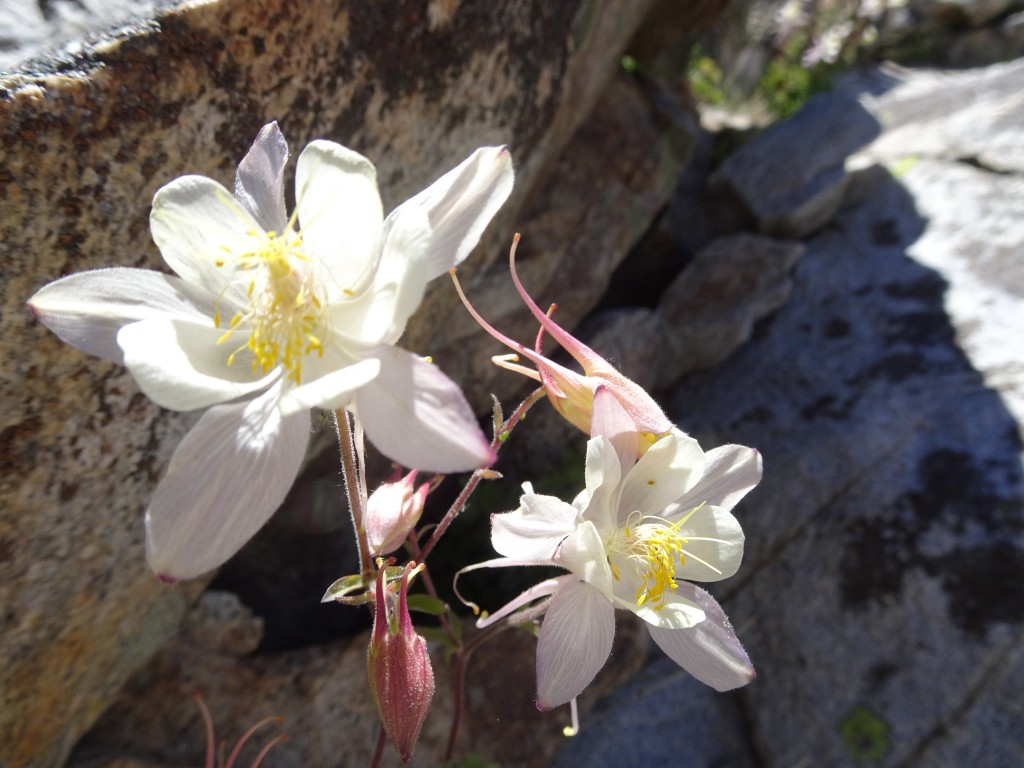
left=418, top=386, right=546, bottom=563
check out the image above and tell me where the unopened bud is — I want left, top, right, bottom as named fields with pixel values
left=365, top=471, right=429, bottom=556
left=367, top=564, right=435, bottom=763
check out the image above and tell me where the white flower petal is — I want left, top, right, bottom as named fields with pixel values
left=671, top=444, right=762, bottom=515
left=536, top=579, right=615, bottom=710
left=278, top=356, right=380, bottom=417
left=556, top=520, right=614, bottom=599
left=386, top=145, right=514, bottom=280
left=118, top=318, right=273, bottom=411
left=150, top=174, right=261, bottom=304
left=622, top=585, right=707, bottom=629
left=145, top=381, right=310, bottom=580
left=27, top=267, right=216, bottom=364
left=295, top=140, right=383, bottom=298
left=675, top=504, right=745, bottom=583
left=618, top=431, right=705, bottom=524
left=370, top=205, right=432, bottom=344
left=647, top=584, right=755, bottom=691
left=579, top=436, right=623, bottom=533
left=234, top=121, right=289, bottom=233
left=355, top=347, right=493, bottom=472
left=491, top=493, right=578, bottom=561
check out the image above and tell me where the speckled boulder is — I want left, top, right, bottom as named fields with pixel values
left=0, top=1, right=737, bottom=765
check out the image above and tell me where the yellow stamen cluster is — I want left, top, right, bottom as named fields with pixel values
left=610, top=512, right=691, bottom=611
left=214, top=229, right=328, bottom=384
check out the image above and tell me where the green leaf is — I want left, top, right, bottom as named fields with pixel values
left=320, top=573, right=366, bottom=603
left=406, top=593, right=447, bottom=616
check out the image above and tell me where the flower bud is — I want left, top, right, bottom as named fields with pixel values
left=365, top=471, right=429, bottom=556
left=367, top=564, right=435, bottom=763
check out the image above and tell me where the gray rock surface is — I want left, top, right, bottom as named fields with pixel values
left=709, top=92, right=881, bottom=238
left=655, top=232, right=805, bottom=386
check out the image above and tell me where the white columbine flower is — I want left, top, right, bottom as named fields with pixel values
left=478, top=391, right=761, bottom=709
left=28, top=122, right=514, bottom=581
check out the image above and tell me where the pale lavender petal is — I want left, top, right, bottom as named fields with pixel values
left=670, top=444, right=762, bottom=515
left=647, top=583, right=755, bottom=691
left=27, top=267, right=216, bottom=364
left=475, top=574, right=570, bottom=629
left=591, top=384, right=638, bottom=474
left=385, top=146, right=514, bottom=280
left=118, top=318, right=273, bottom=411
left=536, top=579, right=615, bottom=710
left=355, top=347, right=493, bottom=472
left=450, top=558, right=561, bottom=624
left=234, top=121, right=289, bottom=233
left=491, top=493, right=578, bottom=561
left=145, top=381, right=310, bottom=580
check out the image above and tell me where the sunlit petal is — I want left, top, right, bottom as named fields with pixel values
left=647, top=584, right=755, bottom=691
left=536, top=579, right=615, bottom=710
left=145, top=381, right=309, bottom=580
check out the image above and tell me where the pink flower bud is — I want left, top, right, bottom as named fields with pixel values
left=365, top=471, right=429, bottom=556
left=451, top=234, right=672, bottom=452
left=367, top=564, right=435, bottom=763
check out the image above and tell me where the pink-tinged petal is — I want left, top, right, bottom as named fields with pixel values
left=278, top=357, right=381, bottom=417
left=355, top=347, right=493, bottom=472
left=491, top=492, right=578, bottom=561
left=295, top=140, right=383, bottom=299
left=671, top=444, right=763, bottom=515
left=618, top=431, right=705, bottom=525
left=234, top=121, right=289, bottom=234
left=647, top=584, right=755, bottom=691
left=591, top=385, right=639, bottom=474
left=149, top=175, right=262, bottom=304
left=27, top=267, right=216, bottom=364
left=145, top=381, right=310, bottom=580
left=556, top=520, right=614, bottom=599
left=118, top=318, right=276, bottom=411
left=386, top=146, right=514, bottom=280
left=507, top=239, right=672, bottom=437
left=536, top=579, right=615, bottom=710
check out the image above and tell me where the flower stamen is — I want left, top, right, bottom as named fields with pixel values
left=212, top=226, right=330, bottom=383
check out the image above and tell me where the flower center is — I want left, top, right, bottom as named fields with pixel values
left=608, top=511, right=693, bottom=610
left=214, top=229, right=328, bottom=384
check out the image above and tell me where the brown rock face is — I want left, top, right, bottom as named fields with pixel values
left=0, top=1, right=727, bottom=766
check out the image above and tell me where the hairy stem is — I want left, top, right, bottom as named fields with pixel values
left=419, top=386, right=546, bottom=562
left=334, top=409, right=374, bottom=585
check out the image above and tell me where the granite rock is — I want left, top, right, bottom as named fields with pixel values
left=709, top=92, right=881, bottom=238
left=70, top=609, right=649, bottom=768
left=655, top=232, right=805, bottom=387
